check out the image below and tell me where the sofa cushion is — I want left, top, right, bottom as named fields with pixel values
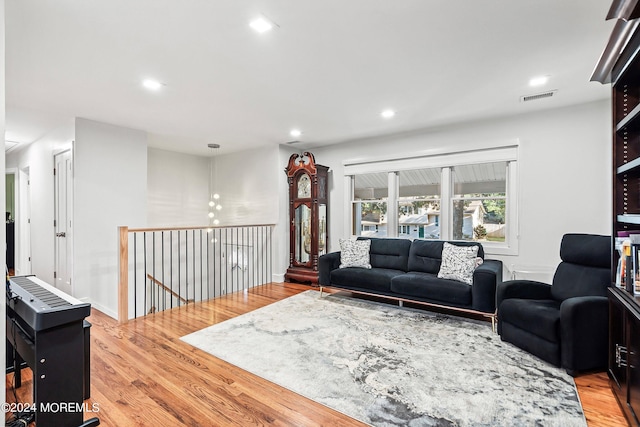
left=357, top=237, right=411, bottom=271
left=339, top=238, right=371, bottom=269
left=408, top=240, right=484, bottom=274
left=499, top=299, right=561, bottom=343
left=437, top=243, right=479, bottom=285
left=390, top=272, right=472, bottom=306
left=330, top=267, right=403, bottom=293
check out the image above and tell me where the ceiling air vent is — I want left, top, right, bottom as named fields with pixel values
left=5, top=140, right=19, bottom=152
left=520, top=90, right=557, bottom=102
left=286, top=140, right=301, bottom=145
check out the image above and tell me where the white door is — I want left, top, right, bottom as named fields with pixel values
left=54, top=150, right=73, bottom=295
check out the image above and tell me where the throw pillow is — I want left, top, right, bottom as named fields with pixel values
left=437, top=242, right=480, bottom=285
left=339, top=238, right=372, bottom=269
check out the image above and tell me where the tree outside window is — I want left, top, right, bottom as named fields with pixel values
left=452, top=162, right=507, bottom=242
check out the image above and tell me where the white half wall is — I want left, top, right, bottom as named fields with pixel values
left=74, top=118, right=147, bottom=318
left=307, top=99, right=612, bottom=278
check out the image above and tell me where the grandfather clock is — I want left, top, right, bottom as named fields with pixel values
left=285, top=152, right=329, bottom=284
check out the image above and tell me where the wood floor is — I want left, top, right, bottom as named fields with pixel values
left=5, top=282, right=629, bottom=426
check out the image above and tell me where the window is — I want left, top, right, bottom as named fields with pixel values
left=352, top=172, right=388, bottom=237
left=398, top=168, right=441, bottom=239
left=451, top=162, right=506, bottom=242
left=344, top=145, right=518, bottom=255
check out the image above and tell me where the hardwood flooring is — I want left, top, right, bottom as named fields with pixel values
left=5, top=282, right=628, bottom=426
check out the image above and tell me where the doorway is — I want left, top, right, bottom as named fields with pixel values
left=16, top=167, right=31, bottom=276
left=54, top=150, right=73, bottom=295
left=6, top=172, right=15, bottom=273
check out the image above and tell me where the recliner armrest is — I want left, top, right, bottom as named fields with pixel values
left=560, top=296, right=609, bottom=374
left=471, top=259, right=503, bottom=313
left=496, top=280, right=552, bottom=311
left=318, top=252, right=341, bottom=286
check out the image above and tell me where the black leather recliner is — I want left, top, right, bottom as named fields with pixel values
left=497, top=233, right=611, bottom=376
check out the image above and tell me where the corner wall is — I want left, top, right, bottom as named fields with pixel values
left=74, top=118, right=147, bottom=317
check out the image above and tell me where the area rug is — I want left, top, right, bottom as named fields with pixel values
left=181, top=291, right=586, bottom=426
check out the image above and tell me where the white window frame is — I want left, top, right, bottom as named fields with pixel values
left=344, top=143, right=519, bottom=256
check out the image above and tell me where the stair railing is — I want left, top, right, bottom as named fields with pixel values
left=118, top=224, right=274, bottom=322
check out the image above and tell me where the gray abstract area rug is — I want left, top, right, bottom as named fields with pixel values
left=181, top=291, right=586, bottom=427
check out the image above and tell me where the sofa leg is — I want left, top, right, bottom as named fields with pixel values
left=399, top=300, right=403, bottom=307
left=319, top=286, right=323, bottom=298
left=491, top=315, right=497, bottom=333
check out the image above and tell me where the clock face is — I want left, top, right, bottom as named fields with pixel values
left=297, top=173, right=311, bottom=198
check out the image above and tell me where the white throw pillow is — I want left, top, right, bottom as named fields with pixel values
left=437, top=242, right=480, bottom=285
left=339, top=239, right=372, bottom=269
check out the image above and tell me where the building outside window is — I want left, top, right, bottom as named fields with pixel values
left=352, top=172, right=388, bottom=237
left=398, top=168, right=441, bottom=239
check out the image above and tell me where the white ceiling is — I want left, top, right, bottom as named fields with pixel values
left=5, top=0, right=615, bottom=157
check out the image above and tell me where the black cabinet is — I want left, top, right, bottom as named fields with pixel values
left=609, top=287, right=640, bottom=426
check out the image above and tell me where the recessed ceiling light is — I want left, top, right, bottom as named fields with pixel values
left=529, top=76, right=549, bottom=87
left=250, top=17, right=274, bottom=33
left=381, top=109, right=396, bottom=119
left=290, top=129, right=302, bottom=138
left=142, top=79, right=163, bottom=91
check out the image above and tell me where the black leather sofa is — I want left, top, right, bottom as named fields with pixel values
left=318, top=237, right=503, bottom=327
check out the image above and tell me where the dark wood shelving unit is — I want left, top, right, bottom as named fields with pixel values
left=617, top=156, right=640, bottom=174
left=618, top=214, right=640, bottom=225
left=613, top=29, right=640, bottom=237
left=596, top=2, right=640, bottom=424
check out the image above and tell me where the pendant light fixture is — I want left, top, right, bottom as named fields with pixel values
left=208, top=143, right=222, bottom=226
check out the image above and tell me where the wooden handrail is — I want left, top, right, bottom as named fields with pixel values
left=125, top=224, right=276, bottom=233
left=147, top=274, right=193, bottom=305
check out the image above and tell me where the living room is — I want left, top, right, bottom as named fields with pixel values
left=1, top=1, right=632, bottom=426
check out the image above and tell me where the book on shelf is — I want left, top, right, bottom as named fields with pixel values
left=616, top=235, right=640, bottom=292
left=631, top=243, right=640, bottom=295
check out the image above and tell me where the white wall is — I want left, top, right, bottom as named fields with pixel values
left=147, top=148, right=208, bottom=227
left=145, top=144, right=293, bottom=282
left=214, top=145, right=292, bottom=281
left=307, top=99, right=612, bottom=279
left=213, top=146, right=281, bottom=226
left=5, top=120, right=75, bottom=282
left=1, top=0, right=6, bottom=406
left=74, top=118, right=147, bottom=317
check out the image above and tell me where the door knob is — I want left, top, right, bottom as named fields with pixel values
left=56, top=232, right=66, bottom=237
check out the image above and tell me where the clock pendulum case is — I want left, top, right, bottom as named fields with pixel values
left=284, top=152, right=329, bottom=284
